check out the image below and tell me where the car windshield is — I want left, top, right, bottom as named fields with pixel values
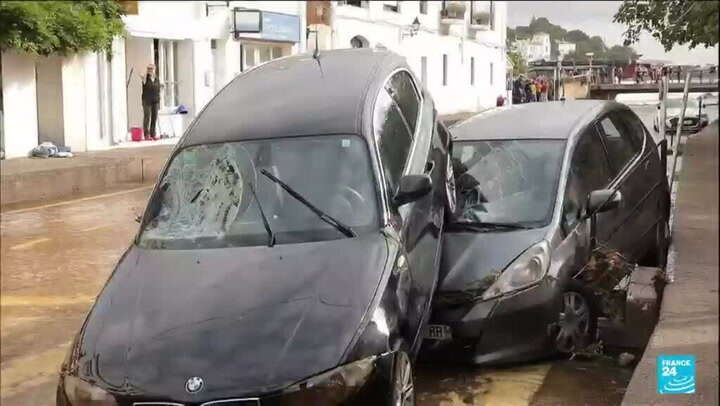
left=138, top=135, right=379, bottom=249
left=451, top=139, right=565, bottom=228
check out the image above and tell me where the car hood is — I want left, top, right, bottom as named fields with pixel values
left=438, top=228, right=547, bottom=296
left=72, top=233, right=389, bottom=402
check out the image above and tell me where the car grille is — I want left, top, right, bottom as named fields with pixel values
left=133, top=399, right=260, bottom=406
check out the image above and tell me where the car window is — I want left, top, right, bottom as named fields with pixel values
left=373, top=87, right=413, bottom=193
left=452, top=139, right=566, bottom=227
left=386, top=71, right=421, bottom=135
left=138, top=135, right=379, bottom=249
left=562, top=128, right=612, bottom=231
left=619, top=110, right=647, bottom=147
left=596, top=113, right=640, bottom=176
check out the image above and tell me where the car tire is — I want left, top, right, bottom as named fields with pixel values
left=390, top=351, right=415, bottom=406
left=553, top=281, right=598, bottom=354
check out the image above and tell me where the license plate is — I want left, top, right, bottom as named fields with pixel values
left=424, top=324, right=452, bottom=340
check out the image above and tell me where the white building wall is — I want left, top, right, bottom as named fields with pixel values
left=61, top=54, right=88, bottom=153
left=332, top=1, right=507, bottom=114
left=110, top=37, right=128, bottom=145
left=1, top=52, right=38, bottom=158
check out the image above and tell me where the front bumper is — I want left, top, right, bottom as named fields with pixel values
left=421, top=279, right=561, bottom=365
left=57, top=353, right=397, bottom=406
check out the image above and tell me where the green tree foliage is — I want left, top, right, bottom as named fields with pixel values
left=614, top=0, right=719, bottom=51
left=507, top=51, right=527, bottom=76
left=0, top=1, right=125, bottom=56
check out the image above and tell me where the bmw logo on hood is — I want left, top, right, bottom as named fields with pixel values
left=185, top=376, right=204, bottom=393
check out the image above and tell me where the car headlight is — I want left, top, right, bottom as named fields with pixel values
left=63, top=376, right=117, bottom=406
left=276, top=356, right=378, bottom=404
left=482, top=241, right=550, bottom=300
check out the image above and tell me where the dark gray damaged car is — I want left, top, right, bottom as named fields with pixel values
left=424, top=100, right=670, bottom=365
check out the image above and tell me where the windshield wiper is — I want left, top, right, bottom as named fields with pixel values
left=248, top=182, right=276, bottom=247
left=260, top=169, right=356, bottom=238
left=448, top=221, right=532, bottom=231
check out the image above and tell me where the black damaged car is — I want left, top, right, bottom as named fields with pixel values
left=423, top=101, right=670, bottom=365
left=57, top=49, right=455, bottom=405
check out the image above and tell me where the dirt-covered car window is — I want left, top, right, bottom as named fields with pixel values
left=138, top=135, right=379, bottom=249
left=451, top=139, right=565, bottom=227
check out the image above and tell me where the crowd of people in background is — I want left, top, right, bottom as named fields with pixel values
left=511, top=75, right=553, bottom=104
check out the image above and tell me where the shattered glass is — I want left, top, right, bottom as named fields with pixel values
left=451, top=140, right=566, bottom=227
left=139, top=135, right=379, bottom=249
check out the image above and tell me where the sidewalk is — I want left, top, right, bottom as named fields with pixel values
left=1, top=144, right=173, bottom=209
left=622, top=123, right=719, bottom=405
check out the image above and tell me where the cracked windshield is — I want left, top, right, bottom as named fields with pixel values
left=139, top=135, right=378, bottom=249
left=452, top=140, right=565, bottom=227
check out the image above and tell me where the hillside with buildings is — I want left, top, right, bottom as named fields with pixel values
left=508, top=16, right=638, bottom=64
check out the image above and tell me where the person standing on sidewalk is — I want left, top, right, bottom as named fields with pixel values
left=141, top=64, right=161, bottom=140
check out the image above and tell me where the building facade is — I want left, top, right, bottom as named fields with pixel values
left=1, top=0, right=506, bottom=159
left=557, top=41, right=576, bottom=60
left=323, top=0, right=507, bottom=114
left=513, top=32, right=551, bottom=63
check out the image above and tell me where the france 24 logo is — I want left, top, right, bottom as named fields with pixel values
left=657, top=355, right=695, bottom=394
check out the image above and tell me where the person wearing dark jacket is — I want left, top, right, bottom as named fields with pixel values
left=141, top=64, right=161, bottom=140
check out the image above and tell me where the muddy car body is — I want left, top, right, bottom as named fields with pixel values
left=424, top=101, right=670, bottom=365
left=57, top=49, right=455, bottom=405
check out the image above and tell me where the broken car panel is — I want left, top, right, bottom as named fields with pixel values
left=424, top=101, right=670, bottom=365
left=57, top=49, right=455, bottom=406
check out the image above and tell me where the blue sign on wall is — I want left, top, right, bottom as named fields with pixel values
left=232, top=9, right=300, bottom=43
left=259, top=11, right=300, bottom=43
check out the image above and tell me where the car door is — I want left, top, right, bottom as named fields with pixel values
left=616, top=110, right=668, bottom=260
left=373, top=70, right=438, bottom=345
left=560, top=126, right=615, bottom=269
left=595, top=111, right=648, bottom=260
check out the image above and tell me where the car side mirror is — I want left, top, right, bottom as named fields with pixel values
left=586, top=189, right=622, bottom=216
left=393, top=174, right=432, bottom=207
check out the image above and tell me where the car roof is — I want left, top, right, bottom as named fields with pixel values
left=179, top=48, right=406, bottom=148
left=449, top=100, right=628, bottom=141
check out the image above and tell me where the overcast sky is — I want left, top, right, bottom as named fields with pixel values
left=507, top=1, right=719, bottom=65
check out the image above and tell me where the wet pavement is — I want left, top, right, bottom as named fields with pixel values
left=2, top=101, right=707, bottom=405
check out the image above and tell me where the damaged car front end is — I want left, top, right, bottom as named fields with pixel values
left=422, top=137, right=570, bottom=365
left=423, top=101, right=671, bottom=366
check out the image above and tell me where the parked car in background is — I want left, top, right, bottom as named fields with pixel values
left=57, top=49, right=455, bottom=406
left=423, top=101, right=670, bottom=365
left=653, top=97, right=709, bottom=134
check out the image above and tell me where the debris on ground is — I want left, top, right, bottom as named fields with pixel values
left=30, top=142, right=73, bottom=158
left=617, top=352, right=636, bottom=367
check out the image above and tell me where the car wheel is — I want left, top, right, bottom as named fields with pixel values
left=390, top=351, right=415, bottom=406
left=555, top=289, right=596, bottom=354
left=444, top=156, right=457, bottom=222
